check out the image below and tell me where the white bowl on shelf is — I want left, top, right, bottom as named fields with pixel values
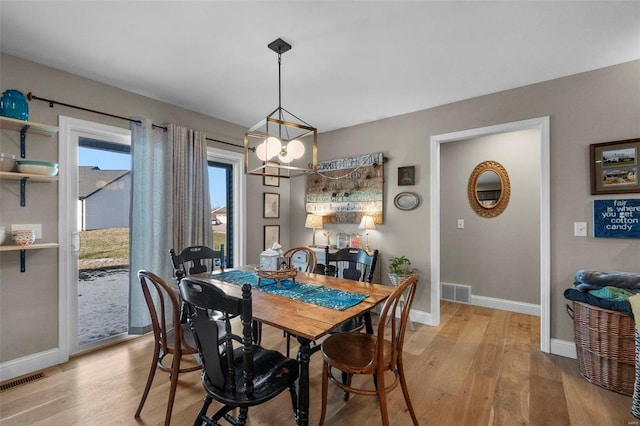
left=15, top=160, right=58, bottom=176
left=0, top=152, right=16, bottom=172
left=12, top=229, right=36, bottom=246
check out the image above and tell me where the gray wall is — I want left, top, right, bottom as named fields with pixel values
left=291, top=59, right=640, bottom=342
left=440, top=129, right=540, bottom=304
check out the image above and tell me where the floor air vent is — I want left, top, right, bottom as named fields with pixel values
left=0, top=371, right=46, bottom=392
left=441, top=282, right=471, bottom=303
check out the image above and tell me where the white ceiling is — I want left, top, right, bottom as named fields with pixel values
left=1, top=1, right=639, bottom=133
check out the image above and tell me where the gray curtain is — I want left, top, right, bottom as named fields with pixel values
left=172, top=126, right=213, bottom=252
left=128, top=120, right=212, bottom=334
left=128, top=118, right=173, bottom=334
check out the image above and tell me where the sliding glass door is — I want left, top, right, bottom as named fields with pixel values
left=207, top=147, right=245, bottom=269
left=60, top=118, right=246, bottom=359
left=59, top=117, right=132, bottom=357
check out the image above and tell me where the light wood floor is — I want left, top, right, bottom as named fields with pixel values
left=0, top=301, right=635, bottom=425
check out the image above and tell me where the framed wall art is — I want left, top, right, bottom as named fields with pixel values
left=590, top=138, right=640, bottom=195
left=263, top=192, right=280, bottom=218
left=593, top=199, right=640, bottom=239
left=263, top=162, right=280, bottom=187
left=305, top=152, right=384, bottom=224
left=264, top=225, right=280, bottom=250
left=398, top=166, right=415, bottom=186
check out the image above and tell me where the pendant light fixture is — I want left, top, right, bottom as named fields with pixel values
left=244, top=38, right=318, bottom=178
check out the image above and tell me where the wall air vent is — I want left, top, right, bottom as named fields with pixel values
left=441, top=282, right=471, bottom=304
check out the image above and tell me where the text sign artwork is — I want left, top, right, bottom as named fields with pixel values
left=593, top=199, right=640, bottom=239
left=306, top=152, right=384, bottom=224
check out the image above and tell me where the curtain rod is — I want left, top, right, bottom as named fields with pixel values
left=27, top=92, right=247, bottom=150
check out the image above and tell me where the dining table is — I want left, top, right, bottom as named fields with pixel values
left=191, top=268, right=395, bottom=426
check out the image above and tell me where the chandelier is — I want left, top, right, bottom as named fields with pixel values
left=244, top=38, right=318, bottom=178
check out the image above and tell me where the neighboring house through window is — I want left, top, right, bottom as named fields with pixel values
left=78, top=166, right=131, bottom=231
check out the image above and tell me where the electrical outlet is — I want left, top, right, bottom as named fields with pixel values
left=12, top=224, right=42, bottom=239
left=574, top=222, right=587, bottom=237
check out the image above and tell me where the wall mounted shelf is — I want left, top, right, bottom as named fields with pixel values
left=0, top=171, right=59, bottom=206
left=0, top=243, right=59, bottom=272
left=0, top=171, right=59, bottom=182
left=0, top=116, right=59, bottom=158
left=1, top=117, right=60, bottom=271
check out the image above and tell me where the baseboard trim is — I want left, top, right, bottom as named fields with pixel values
left=409, top=309, right=433, bottom=326
left=0, top=348, right=60, bottom=382
left=550, top=338, right=577, bottom=359
left=471, top=295, right=541, bottom=317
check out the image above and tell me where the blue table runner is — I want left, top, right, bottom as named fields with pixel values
left=209, top=270, right=368, bottom=311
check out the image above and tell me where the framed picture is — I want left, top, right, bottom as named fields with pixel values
left=593, top=199, right=640, bottom=239
left=306, top=152, right=384, bottom=224
left=590, top=138, right=640, bottom=195
left=398, top=166, right=415, bottom=186
left=263, top=192, right=280, bottom=218
left=263, top=162, right=280, bottom=187
left=264, top=225, right=280, bottom=250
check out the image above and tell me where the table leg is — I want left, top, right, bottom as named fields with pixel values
left=364, top=311, right=374, bottom=334
left=296, top=336, right=311, bottom=426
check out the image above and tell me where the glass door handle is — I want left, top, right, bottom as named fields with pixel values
left=71, top=232, right=81, bottom=254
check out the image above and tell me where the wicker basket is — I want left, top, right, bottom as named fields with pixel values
left=568, top=301, right=635, bottom=395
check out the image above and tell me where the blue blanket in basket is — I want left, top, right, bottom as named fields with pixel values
left=573, top=270, right=640, bottom=292
left=564, top=288, right=632, bottom=316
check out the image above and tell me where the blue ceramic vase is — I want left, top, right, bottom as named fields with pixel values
left=0, top=90, right=29, bottom=121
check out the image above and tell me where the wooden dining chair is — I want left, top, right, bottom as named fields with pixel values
left=135, top=270, right=201, bottom=426
left=318, top=274, right=420, bottom=426
left=179, top=277, right=299, bottom=426
left=281, top=246, right=319, bottom=355
left=282, top=246, right=318, bottom=273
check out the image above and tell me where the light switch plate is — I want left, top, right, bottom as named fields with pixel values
left=12, top=224, right=42, bottom=239
left=457, top=219, right=464, bottom=229
left=574, top=222, right=587, bottom=237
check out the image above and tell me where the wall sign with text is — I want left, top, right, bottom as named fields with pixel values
left=593, top=199, right=640, bottom=239
left=305, top=152, right=384, bottom=224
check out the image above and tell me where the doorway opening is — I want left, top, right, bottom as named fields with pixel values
left=430, top=117, right=550, bottom=352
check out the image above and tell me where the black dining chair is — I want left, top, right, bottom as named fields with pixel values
left=170, top=245, right=226, bottom=325
left=179, top=277, right=299, bottom=426
left=170, top=244, right=225, bottom=281
left=324, top=247, right=379, bottom=334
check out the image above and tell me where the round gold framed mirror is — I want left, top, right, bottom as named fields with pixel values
left=467, top=160, right=510, bottom=218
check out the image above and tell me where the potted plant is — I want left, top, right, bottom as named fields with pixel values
left=388, top=255, right=417, bottom=287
